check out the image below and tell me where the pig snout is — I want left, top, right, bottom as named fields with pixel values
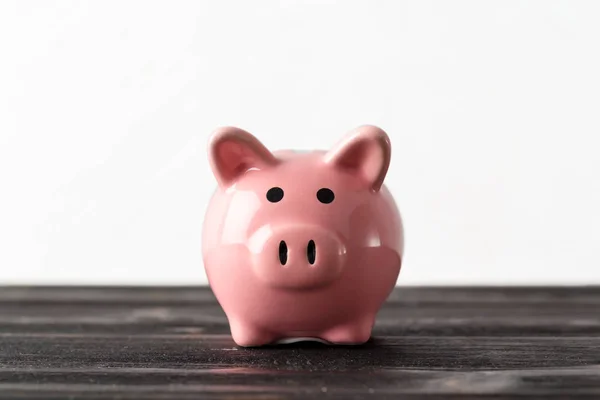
left=248, top=225, right=347, bottom=290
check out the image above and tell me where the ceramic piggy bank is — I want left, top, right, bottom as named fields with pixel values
left=202, top=125, right=404, bottom=346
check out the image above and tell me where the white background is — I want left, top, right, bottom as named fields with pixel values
left=1, top=0, right=599, bottom=285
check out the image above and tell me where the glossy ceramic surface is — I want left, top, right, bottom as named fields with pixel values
left=202, top=125, right=404, bottom=346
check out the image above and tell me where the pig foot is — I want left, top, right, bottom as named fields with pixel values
left=321, top=318, right=374, bottom=345
left=229, top=320, right=276, bottom=347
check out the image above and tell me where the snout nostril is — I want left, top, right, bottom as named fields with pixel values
left=279, top=241, right=288, bottom=265
left=307, top=240, right=316, bottom=265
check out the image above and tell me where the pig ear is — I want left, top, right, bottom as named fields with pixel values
left=208, top=127, right=278, bottom=187
left=324, top=125, right=391, bottom=192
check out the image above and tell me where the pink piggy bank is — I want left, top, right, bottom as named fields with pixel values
left=202, top=125, right=404, bottom=346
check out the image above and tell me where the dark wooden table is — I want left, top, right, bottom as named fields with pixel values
left=1, top=286, right=599, bottom=399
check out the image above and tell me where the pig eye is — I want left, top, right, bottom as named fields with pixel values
left=266, top=187, right=284, bottom=203
left=317, top=188, right=335, bottom=204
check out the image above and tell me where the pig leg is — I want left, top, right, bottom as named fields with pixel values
left=320, top=317, right=374, bottom=345
left=229, top=319, right=276, bottom=347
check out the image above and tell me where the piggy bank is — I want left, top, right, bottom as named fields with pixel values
left=202, top=125, right=404, bottom=346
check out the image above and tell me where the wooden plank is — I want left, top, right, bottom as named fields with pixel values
left=0, top=287, right=599, bottom=399
left=2, top=286, right=600, bottom=303
left=1, top=287, right=599, bottom=336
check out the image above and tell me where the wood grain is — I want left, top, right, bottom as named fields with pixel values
left=1, top=286, right=599, bottom=399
